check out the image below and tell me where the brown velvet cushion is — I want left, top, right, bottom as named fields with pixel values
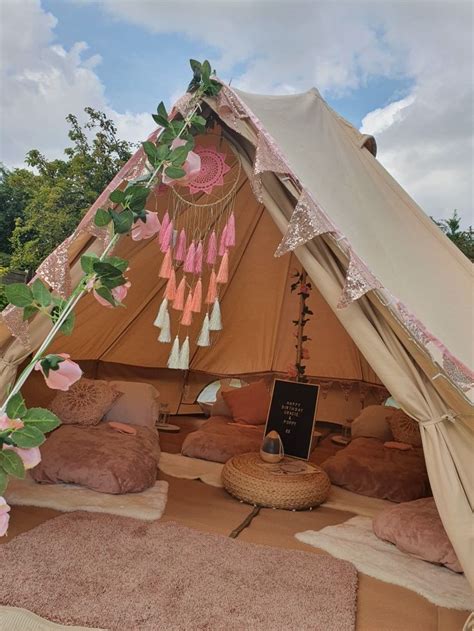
left=50, top=378, right=121, bottom=426
left=31, top=424, right=160, bottom=494
left=210, top=388, right=233, bottom=418
left=351, top=405, right=396, bottom=442
left=221, top=380, right=270, bottom=425
left=388, top=409, right=422, bottom=447
left=373, top=497, right=462, bottom=572
left=181, top=416, right=264, bottom=463
left=321, top=437, right=431, bottom=502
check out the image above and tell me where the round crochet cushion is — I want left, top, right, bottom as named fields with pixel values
left=388, top=409, right=422, bottom=447
left=222, top=452, right=331, bottom=510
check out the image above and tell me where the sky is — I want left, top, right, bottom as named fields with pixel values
left=0, top=0, right=472, bottom=223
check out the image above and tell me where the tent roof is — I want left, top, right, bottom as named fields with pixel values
left=234, top=88, right=473, bottom=371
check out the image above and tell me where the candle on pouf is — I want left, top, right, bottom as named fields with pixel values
left=260, top=430, right=284, bottom=463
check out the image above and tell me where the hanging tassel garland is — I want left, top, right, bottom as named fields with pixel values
left=216, top=251, right=228, bottom=284
left=225, top=212, right=235, bottom=247
left=158, top=248, right=172, bottom=279
left=209, top=298, right=222, bottom=331
left=172, top=229, right=178, bottom=247
left=178, top=336, right=190, bottom=370
left=191, top=278, right=202, bottom=312
left=219, top=226, right=228, bottom=256
left=164, top=268, right=177, bottom=300
left=173, top=277, right=186, bottom=310
left=194, top=241, right=203, bottom=275
left=206, top=230, right=217, bottom=265
left=175, top=228, right=187, bottom=261
left=167, top=335, right=181, bottom=369
left=181, top=289, right=194, bottom=326
left=159, top=211, right=170, bottom=247
left=153, top=297, right=168, bottom=328
left=158, top=310, right=171, bottom=343
left=206, top=269, right=217, bottom=304
left=197, top=313, right=211, bottom=347
left=183, top=241, right=196, bottom=273
left=160, top=220, right=173, bottom=253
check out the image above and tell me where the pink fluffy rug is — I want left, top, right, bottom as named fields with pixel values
left=0, top=513, right=357, bottom=630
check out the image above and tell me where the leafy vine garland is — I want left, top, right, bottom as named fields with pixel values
left=287, top=269, right=313, bottom=383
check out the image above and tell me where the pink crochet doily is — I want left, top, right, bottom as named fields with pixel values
left=186, top=147, right=231, bottom=194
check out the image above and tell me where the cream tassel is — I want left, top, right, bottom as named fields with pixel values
left=178, top=336, right=190, bottom=370
left=158, top=309, right=171, bottom=343
left=167, top=335, right=181, bottom=369
left=153, top=297, right=168, bottom=328
left=209, top=298, right=222, bottom=331
left=197, top=313, right=211, bottom=347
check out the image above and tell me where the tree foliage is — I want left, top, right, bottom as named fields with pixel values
left=433, top=210, right=473, bottom=261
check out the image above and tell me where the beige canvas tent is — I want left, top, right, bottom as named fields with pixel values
left=0, top=83, right=472, bottom=581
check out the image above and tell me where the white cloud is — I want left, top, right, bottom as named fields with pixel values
left=360, top=95, right=415, bottom=135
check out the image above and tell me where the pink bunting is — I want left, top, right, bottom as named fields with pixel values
left=174, top=228, right=187, bottom=262
left=181, top=289, right=194, bottom=326
left=183, top=241, right=196, bottom=273
left=206, top=230, right=217, bottom=265
left=173, top=277, right=186, bottom=311
left=191, top=278, right=202, bottom=313
left=206, top=269, right=218, bottom=305
left=159, top=249, right=172, bottom=279
left=216, top=251, right=228, bottom=284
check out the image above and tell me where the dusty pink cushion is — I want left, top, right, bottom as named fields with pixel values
left=222, top=380, right=270, bottom=425
left=50, top=378, right=121, bottom=426
left=351, top=405, right=395, bottom=442
left=103, top=380, right=159, bottom=428
left=373, top=497, right=462, bottom=572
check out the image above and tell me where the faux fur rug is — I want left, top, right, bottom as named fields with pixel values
left=0, top=512, right=358, bottom=631
left=0, top=606, right=102, bottom=630
left=5, top=475, right=168, bottom=521
left=296, top=516, right=474, bottom=611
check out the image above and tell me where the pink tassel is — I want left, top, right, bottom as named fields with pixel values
left=216, top=251, right=229, bottom=284
left=159, top=248, right=172, bottom=279
left=164, top=268, right=176, bottom=300
left=194, top=241, right=203, bottom=275
left=219, top=226, right=227, bottom=256
left=173, top=277, right=186, bottom=311
left=183, top=241, right=196, bottom=273
left=225, top=212, right=235, bottom=247
left=206, top=269, right=217, bottom=304
left=181, top=289, right=193, bottom=326
left=206, top=230, right=217, bottom=265
left=175, top=228, right=187, bottom=261
left=159, top=211, right=170, bottom=246
left=160, top=220, right=173, bottom=253
left=191, top=278, right=202, bottom=313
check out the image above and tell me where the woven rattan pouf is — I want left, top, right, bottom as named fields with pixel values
left=222, top=452, right=331, bottom=510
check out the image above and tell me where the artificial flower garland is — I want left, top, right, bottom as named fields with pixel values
left=286, top=269, right=313, bottom=383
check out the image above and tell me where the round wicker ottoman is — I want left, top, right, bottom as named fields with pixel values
left=222, top=452, right=331, bottom=510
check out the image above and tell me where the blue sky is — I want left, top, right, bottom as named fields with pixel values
left=1, top=0, right=472, bottom=222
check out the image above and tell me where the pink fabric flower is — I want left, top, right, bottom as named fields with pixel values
left=3, top=445, right=41, bottom=470
left=286, top=364, right=298, bottom=379
left=0, top=497, right=10, bottom=537
left=162, top=139, right=201, bottom=185
left=93, top=281, right=131, bottom=308
left=300, top=283, right=311, bottom=294
left=131, top=211, right=161, bottom=241
left=301, top=348, right=310, bottom=359
left=0, top=413, right=24, bottom=431
left=34, top=353, right=82, bottom=391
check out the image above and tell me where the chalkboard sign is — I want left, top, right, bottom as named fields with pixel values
left=264, top=379, right=320, bottom=460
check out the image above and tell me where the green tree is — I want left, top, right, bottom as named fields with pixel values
left=5, top=108, right=134, bottom=273
left=434, top=210, right=474, bottom=262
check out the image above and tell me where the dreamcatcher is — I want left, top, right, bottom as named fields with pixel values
left=152, top=136, right=241, bottom=370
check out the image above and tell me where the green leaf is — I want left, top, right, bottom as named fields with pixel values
left=105, top=256, right=128, bottom=273
left=11, top=426, right=45, bottom=449
left=152, top=113, right=169, bottom=128
left=6, top=392, right=27, bottom=420
left=31, top=278, right=51, bottom=307
left=59, top=311, right=75, bottom=336
left=164, top=166, right=186, bottom=180
left=169, top=145, right=189, bottom=167
left=189, top=59, right=202, bottom=76
left=201, top=60, right=211, bottom=82
left=94, top=285, right=115, bottom=307
left=22, top=304, right=38, bottom=320
left=0, top=469, right=7, bottom=495
left=109, top=189, right=125, bottom=204
left=124, top=185, right=149, bottom=211
left=94, top=208, right=112, bottom=227
left=157, top=101, right=168, bottom=119
left=39, top=354, right=65, bottom=377
left=0, top=449, right=25, bottom=479
left=155, top=144, right=171, bottom=161
left=4, top=283, right=33, bottom=308
left=100, top=274, right=126, bottom=290
left=142, top=141, right=157, bottom=164
left=23, top=407, right=61, bottom=433
left=92, top=261, right=124, bottom=279
left=81, top=252, right=100, bottom=274
left=111, top=209, right=134, bottom=234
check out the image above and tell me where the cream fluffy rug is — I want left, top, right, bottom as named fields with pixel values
left=5, top=475, right=168, bottom=521
left=0, top=607, right=102, bottom=630
left=0, top=513, right=358, bottom=631
left=296, top=516, right=474, bottom=611
left=159, top=452, right=390, bottom=516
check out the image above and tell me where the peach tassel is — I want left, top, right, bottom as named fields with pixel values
left=225, top=212, right=235, bottom=247
left=216, top=251, right=228, bottom=284
left=164, top=268, right=177, bottom=300
left=219, top=226, right=227, bottom=256
left=173, top=277, right=186, bottom=310
left=159, top=249, right=172, bottom=279
left=191, top=278, right=202, bottom=313
left=183, top=241, right=196, bottom=273
left=181, top=289, right=194, bottom=326
left=206, top=269, right=217, bottom=304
